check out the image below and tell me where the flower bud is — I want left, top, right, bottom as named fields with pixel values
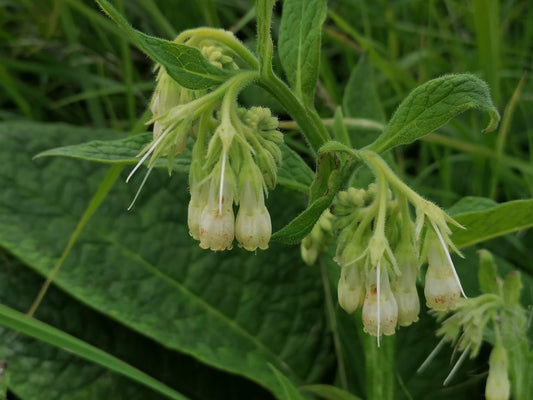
left=338, top=264, right=365, bottom=313
left=424, top=238, right=461, bottom=311
left=199, top=179, right=235, bottom=251
left=362, top=265, right=398, bottom=337
left=485, top=346, right=510, bottom=400
left=392, top=272, right=420, bottom=327
left=188, top=179, right=208, bottom=240
left=235, top=182, right=271, bottom=251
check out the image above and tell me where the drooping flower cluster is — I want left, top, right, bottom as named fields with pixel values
left=128, top=29, right=282, bottom=251
left=421, top=250, right=528, bottom=398
left=327, top=151, right=466, bottom=343
left=188, top=106, right=283, bottom=251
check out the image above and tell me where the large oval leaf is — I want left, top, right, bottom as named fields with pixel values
left=0, top=122, right=332, bottom=399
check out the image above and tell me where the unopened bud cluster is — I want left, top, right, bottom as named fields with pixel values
left=328, top=151, right=466, bottom=341
left=129, top=29, right=282, bottom=252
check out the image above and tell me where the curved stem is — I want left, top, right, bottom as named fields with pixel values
left=176, top=28, right=259, bottom=69
left=257, top=73, right=330, bottom=153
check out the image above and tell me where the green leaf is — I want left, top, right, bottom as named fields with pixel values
left=300, top=384, right=363, bottom=400
left=450, top=198, right=533, bottom=248
left=278, top=143, right=315, bottom=193
left=278, top=0, right=327, bottom=106
left=342, top=55, right=385, bottom=148
left=35, top=133, right=191, bottom=172
left=0, top=304, right=189, bottom=400
left=268, top=364, right=306, bottom=400
left=367, top=74, right=500, bottom=153
left=95, top=0, right=234, bottom=90
left=272, top=147, right=356, bottom=244
left=447, top=196, right=498, bottom=216
left=35, top=134, right=313, bottom=193
left=0, top=121, right=332, bottom=399
left=0, top=257, right=275, bottom=400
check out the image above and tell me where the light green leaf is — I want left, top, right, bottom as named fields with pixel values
left=0, top=121, right=332, bottom=399
left=35, top=133, right=312, bottom=193
left=95, top=0, right=235, bottom=90
left=450, top=198, right=533, bottom=248
left=35, top=133, right=191, bottom=172
left=367, top=74, right=500, bottom=153
left=278, top=0, right=327, bottom=106
left=300, top=384, right=363, bottom=400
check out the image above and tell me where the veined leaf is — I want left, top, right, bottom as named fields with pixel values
left=0, top=121, right=332, bottom=399
left=273, top=144, right=356, bottom=244
left=36, top=133, right=314, bottom=193
left=279, top=0, right=327, bottom=106
left=448, top=197, right=533, bottom=248
left=367, top=74, right=500, bottom=153
left=268, top=364, right=307, bottom=400
left=300, top=384, right=363, bottom=400
left=0, top=258, right=274, bottom=400
left=342, top=55, right=385, bottom=148
left=95, top=0, right=234, bottom=90
left=0, top=304, right=189, bottom=400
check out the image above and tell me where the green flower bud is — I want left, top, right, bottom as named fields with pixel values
left=188, top=178, right=209, bottom=240
left=502, top=271, right=522, bottom=306
left=338, top=264, right=365, bottom=313
left=485, top=346, right=510, bottom=400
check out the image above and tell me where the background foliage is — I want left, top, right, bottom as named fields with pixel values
left=0, top=0, right=532, bottom=399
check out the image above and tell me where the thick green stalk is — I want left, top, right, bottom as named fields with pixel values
left=359, top=328, right=395, bottom=400
left=257, top=74, right=330, bottom=153
left=256, top=0, right=276, bottom=76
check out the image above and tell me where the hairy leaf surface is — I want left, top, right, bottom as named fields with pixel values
left=279, top=0, right=327, bottom=106
left=367, top=74, right=500, bottom=153
left=0, top=121, right=331, bottom=399
left=96, top=0, right=234, bottom=89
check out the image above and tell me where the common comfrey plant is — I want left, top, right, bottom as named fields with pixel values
left=25, top=1, right=529, bottom=400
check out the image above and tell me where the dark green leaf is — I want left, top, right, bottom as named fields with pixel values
left=278, top=0, right=327, bottom=106
left=300, top=384, right=363, bottom=400
left=342, top=55, right=385, bottom=148
left=278, top=143, right=315, bottom=193
left=95, top=0, right=234, bottom=90
left=0, top=121, right=332, bottom=399
left=367, top=74, right=500, bottom=153
left=450, top=199, right=533, bottom=248
left=268, top=364, right=306, bottom=400
left=0, top=257, right=275, bottom=400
